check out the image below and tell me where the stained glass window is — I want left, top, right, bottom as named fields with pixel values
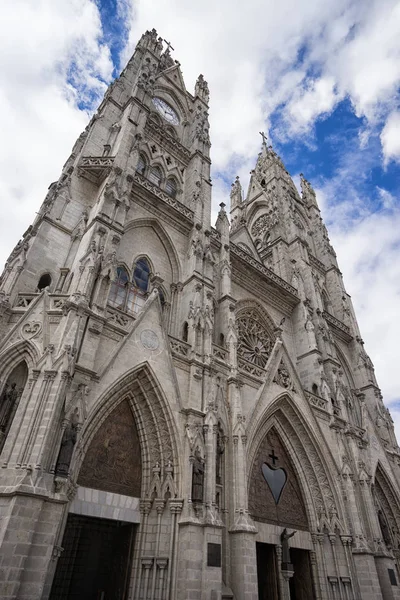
left=165, top=178, right=177, bottom=198
left=148, top=166, right=162, bottom=186
left=136, top=154, right=147, bottom=175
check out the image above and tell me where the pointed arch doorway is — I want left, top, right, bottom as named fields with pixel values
left=50, top=400, right=141, bottom=600
left=249, top=426, right=316, bottom=600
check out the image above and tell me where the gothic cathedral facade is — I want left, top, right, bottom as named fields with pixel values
left=0, top=29, right=400, bottom=600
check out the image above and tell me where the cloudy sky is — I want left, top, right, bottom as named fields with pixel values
left=1, top=0, right=400, bottom=433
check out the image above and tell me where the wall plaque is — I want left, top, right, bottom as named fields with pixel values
left=207, top=543, right=221, bottom=567
left=389, top=569, right=397, bottom=586
left=140, top=329, right=159, bottom=350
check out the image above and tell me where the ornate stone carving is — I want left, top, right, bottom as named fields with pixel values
left=137, top=56, right=158, bottom=95
left=273, top=360, right=296, bottom=392
left=78, top=400, right=142, bottom=497
left=236, top=309, right=273, bottom=368
left=21, top=321, right=42, bottom=339
left=195, top=74, right=210, bottom=102
left=251, top=211, right=279, bottom=238
left=140, top=329, right=159, bottom=350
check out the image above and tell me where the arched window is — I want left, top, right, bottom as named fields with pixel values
left=149, top=166, right=162, bottom=187
left=165, top=126, right=177, bottom=139
left=136, top=154, right=147, bottom=176
left=0, top=361, right=28, bottom=452
left=108, top=267, right=129, bottom=311
left=108, top=260, right=152, bottom=315
left=322, top=290, right=332, bottom=313
left=37, top=273, right=51, bottom=291
left=182, top=321, right=189, bottom=342
left=165, top=178, right=177, bottom=198
left=127, top=258, right=151, bottom=313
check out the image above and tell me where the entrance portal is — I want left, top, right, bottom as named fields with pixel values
left=256, top=542, right=279, bottom=600
left=50, top=514, right=136, bottom=600
left=289, top=548, right=314, bottom=600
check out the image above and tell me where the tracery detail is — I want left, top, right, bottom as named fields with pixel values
left=237, top=309, right=273, bottom=368
left=251, top=212, right=278, bottom=238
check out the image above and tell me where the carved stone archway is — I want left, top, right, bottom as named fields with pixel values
left=247, top=394, right=344, bottom=533
left=73, top=364, right=180, bottom=496
left=53, top=364, right=181, bottom=600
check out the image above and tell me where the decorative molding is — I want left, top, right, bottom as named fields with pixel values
left=133, top=173, right=194, bottom=222
left=78, top=156, right=114, bottom=184
left=322, top=310, right=352, bottom=341
left=230, top=242, right=299, bottom=299
left=145, top=121, right=191, bottom=164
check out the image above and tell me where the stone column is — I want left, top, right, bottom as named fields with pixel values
left=281, top=568, right=295, bottom=600
left=275, top=544, right=286, bottom=600
left=310, top=549, right=322, bottom=600
left=150, top=499, right=165, bottom=600
left=134, top=499, right=152, bottom=598
left=168, top=499, right=183, bottom=600
left=142, top=558, right=154, bottom=600
left=156, top=558, right=168, bottom=600
left=329, top=534, right=344, bottom=600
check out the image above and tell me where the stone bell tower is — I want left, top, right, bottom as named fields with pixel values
left=0, top=28, right=219, bottom=600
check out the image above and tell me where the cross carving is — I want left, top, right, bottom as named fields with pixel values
left=163, top=38, right=175, bottom=53
left=269, top=449, right=279, bottom=466
left=259, top=131, right=268, bottom=145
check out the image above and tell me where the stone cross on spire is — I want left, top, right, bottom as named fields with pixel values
left=163, top=38, right=175, bottom=53
left=259, top=131, right=268, bottom=150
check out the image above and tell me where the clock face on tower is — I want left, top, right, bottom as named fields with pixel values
left=152, top=97, right=180, bottom=125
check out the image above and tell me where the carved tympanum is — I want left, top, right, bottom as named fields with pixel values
left=78, top=400, right=142, bottom=497
left=249, top=428, right=308, bottom=530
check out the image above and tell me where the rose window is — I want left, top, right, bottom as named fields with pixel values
left=237, top=310, right=273, bottom=368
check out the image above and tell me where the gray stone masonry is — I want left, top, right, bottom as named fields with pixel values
left=0, top=27, right=400, bottom=600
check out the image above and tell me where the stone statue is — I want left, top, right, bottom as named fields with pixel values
left=378, top=510, right=392, bottom=548
left=55, top=422, right=78, bottom=477
left=191, top=449, right=205, bottom=503
left=0, top=383, right=19, bottom=432
left=280, top=528, right=296, bottom=565
left=216, top=428, right=225, bottom=484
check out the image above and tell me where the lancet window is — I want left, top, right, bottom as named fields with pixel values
left=136, top=154, right=147, bottom=176
left=108, top=258, right=151, bottom=315
left=148, top=166, right=162, bottom=187
left=165, top=177, right=177, bottom=198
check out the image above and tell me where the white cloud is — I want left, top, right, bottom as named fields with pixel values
left=381, top=111, right=400, bottom=165
left=330, top=207, right=400, bottom=407
left=0, top=0, right=113, bottom=264
left=285, top=76, right=339, bottom=134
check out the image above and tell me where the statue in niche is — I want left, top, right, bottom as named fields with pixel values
left=191, top=448, right=205, bottom=503
left=0, top=383, right=20, bottom=432
left=280, top=528, right=296, bottom=566
left=216, top=427, right=225, bottom=485
left=378, top=510, right=392, bottom=548
left=55, top=421, right=78, bottom=477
